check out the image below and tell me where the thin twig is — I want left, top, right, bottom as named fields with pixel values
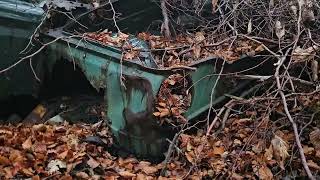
left=275, top=48, right=315, bottom=180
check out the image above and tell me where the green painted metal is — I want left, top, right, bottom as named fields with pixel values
left=0, top=0, right=252, bottom=158
left=0, top=0, right=44, bottom=100
left=43, top=30, right=242, bottom=157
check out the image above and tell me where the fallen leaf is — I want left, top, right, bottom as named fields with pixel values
left=310, top=128, right=320, bottom=149
left=0, top=155, right=10, bottom=165
left=307, top=160, right=320, bottom=170
left=87, top=157, right=100, bottom=169
left=158, top=102, right=167, bottom=107
left=57, top=150, right=69, bottom=160
left=185, top=152, right=195, bottom=164
left=21, top=168, right=34, bottom=177
left=271, top=135, right=289, bottom=169
left=258, top=166, right=273, bottom=180
left=155, top=107, right=170, bottom=117
left=119, top=171, right=136, bottom=178
left=212, top=146, right=225, bottom=156
left=255, top=45, right=264, bottom=52
left=32, top=175, right=41, bottom=180
left=142, top=166, right=158, bottom=175
left=275, top=20, right=285, bottom=39
left=22, top=137, right=33, bottom=150
left=212, top=0, right=218, bottom=11
left=9, top=150, right=24, bottom=163
left=123, top=51, right=137, bottom=60
left=195, top=32, right=205, bottom=43
left=76, top=172, right=89, bottom=179
left=193, top=45, right=202, bottom=58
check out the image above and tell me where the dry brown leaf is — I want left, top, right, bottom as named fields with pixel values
left=32, top=175, right=41, bottom=180
left=207, top=146, right=225, bottom=157
left=255, top=45, right=264, bottom=52
left=271, top=135, right=289, bottom=169
left=155, top=107, right=170, bottom=117
left=118, top=32, right=129, bottom=39
left=142, top=166, right=158, bottom=175
left=303, top=146, right=315, bottom=155
left=0, top=155, right=10, bottom=165
left=257, top=166, right=273, bottom=180
left=264, top=145, right=273, bottom=161
left=158, top=102, right=167, bottom=107
left=33, top=143, right=47, bottom=153
left=57, top=150, right=69, bottom=160
left=193, top=45, right=202, bottom=58
left=22, top=137, right=33, bottom=150
left=153, top=112, right=161, bottom=117
left=21, top=168, right=34, bottom=177
left=185, top=152, right=195, bottom=164
left=167, top=79, right=176, bottom=85
left=124, top=51, right=137, bottom=60
left=275, top=20, right=285, bottom=39
left=195, top=32, right=205, bottom=43
left=180, top=134, right=190, bottom=147
left=252, top=141, right=264, bottom=154
left=310, top=128, right=320, bottom=149
left=213, top=146, right=225, bottom=156
left=9, top=150, right=24, bottom=163
left=119, top=171, right=136, bottom=178
left=292, top=45, right=318, bottom=63
left=0, top=128, right=13, bottom=135
left=212, top=0, right=218, bottom=11
left=307, top=160, right=320, bottom=170
left=231, top=173, right=244, bottom=180
left=76, top=172, right=89, bottom=179
left=136, top=173, right=147, bottom=180
left=87, top=157, right=100, bottom=169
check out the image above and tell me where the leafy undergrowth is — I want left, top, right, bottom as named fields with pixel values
left=1, top=103, right=320, bottom=179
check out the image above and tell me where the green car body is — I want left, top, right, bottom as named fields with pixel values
left=0, top=0, right=256, bottom=158
left=0, top=0, right=45, bottom=100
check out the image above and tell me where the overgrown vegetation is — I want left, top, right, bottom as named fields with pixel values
left=0, top=0, right=320, bottom=179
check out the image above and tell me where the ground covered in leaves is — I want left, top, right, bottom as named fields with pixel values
left=84, top=31, right=265, bottom=68
left=1, top=93, right=320, bottom=180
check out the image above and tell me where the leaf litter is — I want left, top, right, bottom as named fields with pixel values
left=2, top=23, right=320, bottom=179
left=1, top=92, right=320, bottom=179
left=84, top=31, right=265, bottom=67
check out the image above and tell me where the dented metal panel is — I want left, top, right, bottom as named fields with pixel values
left=0, top=0, right=256, bottom=158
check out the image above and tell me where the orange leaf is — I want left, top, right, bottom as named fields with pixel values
left=153, top=112, right=161, bottom=117
left=57, top=150, right=69, bottom=160
left=119, top=171, right=136, bottom=178
left=158, top=102, right=167, bottom=107
left=0, top=155, right=10, bottom=165
left=257, top=166, right=273, bottom=180
left=22, top=137, right=32, bottom=150
left=213, top=146, right=225, bottom=156
left=21, top=168, right=34, bottom=177
left=76, top=172, right=89, bottom=179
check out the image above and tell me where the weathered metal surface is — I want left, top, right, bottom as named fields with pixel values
left=43, top=27, right=253, bottom=157
left=0, top=0, right=259, bottom=158
left=0, top=0, right=45, bottom=100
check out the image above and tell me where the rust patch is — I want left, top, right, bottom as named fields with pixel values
left=123, top=75, right=154, bottom=125
left=118, top=75, right=173, bottom=157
